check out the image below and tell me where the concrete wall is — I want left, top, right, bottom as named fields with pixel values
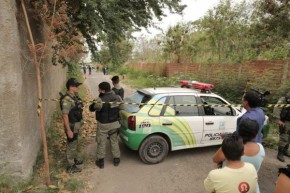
left=0, top=0, right=67, bottom=179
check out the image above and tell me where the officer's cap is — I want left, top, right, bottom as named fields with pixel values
left=66, top=78, right=82, bottom=89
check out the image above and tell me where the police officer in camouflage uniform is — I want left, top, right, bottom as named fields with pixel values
left=61, top=78, right=84, bottom=173
left=89, top=82, right=123, bottom=169
left=273, top=90, right=290, bottom=162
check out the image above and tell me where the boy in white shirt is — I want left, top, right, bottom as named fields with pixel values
left=204, top=134, right=257, bottom=193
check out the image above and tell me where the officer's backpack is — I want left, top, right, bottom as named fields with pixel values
left=59, top=92, right=83, bottom=123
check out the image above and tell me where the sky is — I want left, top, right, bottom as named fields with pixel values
left=132, top=0, right=243, bottom=38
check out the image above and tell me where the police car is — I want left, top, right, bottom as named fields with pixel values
left=119, top=82, right=248, bottom=164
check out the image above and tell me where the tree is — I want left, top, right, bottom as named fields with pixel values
left=130, top=35, right=164, bottom=63
left=162, top=23, right=191, bottom=63
left=66, top=0, right=185, bottom=66
left=194, top=0, right=252, bottom=64
left=251, top=0, right=290, bottom=59
left=97, top=39, right=133, bottom=67
left=29, top=0, right=87, bottom=67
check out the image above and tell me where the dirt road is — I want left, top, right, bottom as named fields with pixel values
left=81, top=71, right=289, bottom=193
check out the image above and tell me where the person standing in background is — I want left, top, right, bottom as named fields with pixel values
left=111, top=75, right=124, bottom=99
left=237, top=90, right=265, bottom=143
left=88, top=65, right=92, bottom=75
left=82, top=64, right=86, bottom=75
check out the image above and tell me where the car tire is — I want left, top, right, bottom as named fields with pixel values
left=139, top=135, right=169, bottom=164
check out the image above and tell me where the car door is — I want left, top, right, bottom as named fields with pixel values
left=200, top=95, right=238, bottom=145
left=158, top=95, right=204, bottom=150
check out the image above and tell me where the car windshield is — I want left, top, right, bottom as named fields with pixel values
left=124, top=91, right=152, bottom=113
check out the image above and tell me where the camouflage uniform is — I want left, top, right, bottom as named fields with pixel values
left=273, top=96, right=290, bottom=162
left=90, top=92, right=124, bottom=168
left=96, top=119, right=121, bottom=160
left=61, top=92, right=83, bottom=167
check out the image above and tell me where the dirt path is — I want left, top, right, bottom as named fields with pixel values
left=79, top=70, right=289, bottom=193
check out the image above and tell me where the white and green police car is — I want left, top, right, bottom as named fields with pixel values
left=119, top=85, right=248, bottom=164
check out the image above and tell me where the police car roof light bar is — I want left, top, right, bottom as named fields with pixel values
left=179, top=80, right=214, bottom=92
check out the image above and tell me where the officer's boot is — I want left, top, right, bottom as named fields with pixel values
left=67, top=164, right=82, bottom=173
left=113, top=158, right=120, bottom=166
left=283, top=144, right=290, bottom=157
left=95, top=158, right=104, bottom=169
left=277, top=146, right=285, bottom=162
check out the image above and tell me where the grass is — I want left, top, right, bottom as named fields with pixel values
left=66, top=178, right=84, bottom=192
left=263, top=121, right=279, bottom=149
left=0, top=175, right=13, bottom=193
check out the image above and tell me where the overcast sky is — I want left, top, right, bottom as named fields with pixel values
left=133, top=0, right=244, bottom=38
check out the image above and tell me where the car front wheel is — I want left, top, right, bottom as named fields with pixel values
left=139, top=135, right=169, bottom=164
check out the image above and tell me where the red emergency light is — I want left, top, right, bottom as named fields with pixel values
left=192, top=82, right=214, bottom=90
left=179, top=80, right=198, bottom=87
left=180, top=80, right=214, bottom=90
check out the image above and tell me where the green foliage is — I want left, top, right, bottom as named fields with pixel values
left=118, top=66, right=244, bottom=104
left=67, top=61, right=86, bottom=99
left=189, top=0, right=253, bottom=64
left=258, top=42, right=290, bottom=60
left=97, top=39, right=133, bottom=67
left=132, top=35, right=165, bottom=64
left=68, top=0, right=185, bottom=66
left=251, top=0, right=290, bottom=59
left=161, top=23, right=191, bottom=63
left=130, top=0, right=290, bottom=65
left=263, top=121, right=279, bottom=149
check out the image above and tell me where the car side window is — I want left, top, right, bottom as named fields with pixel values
left=148, top=97, right=166, bottom=116
left=163, top=97, right=176, bottom=116
left=163, top=95, right=199, bottom=116
left=200, top=96, right=233, bottom=116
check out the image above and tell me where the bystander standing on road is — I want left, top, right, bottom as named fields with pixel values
left=102, top=66, right=106, bottom=75
left=82, top=64, right=86, bottom=75
left=88, top=65, right=92, bottom=75
left=237, top=90, right=265, bottom=143
left=212, top=119, right=265, bottom=193
left=204, top=133, right=257, bottom=193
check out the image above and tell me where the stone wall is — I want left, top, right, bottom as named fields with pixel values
left=0, top=0, right=67, bottom=179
